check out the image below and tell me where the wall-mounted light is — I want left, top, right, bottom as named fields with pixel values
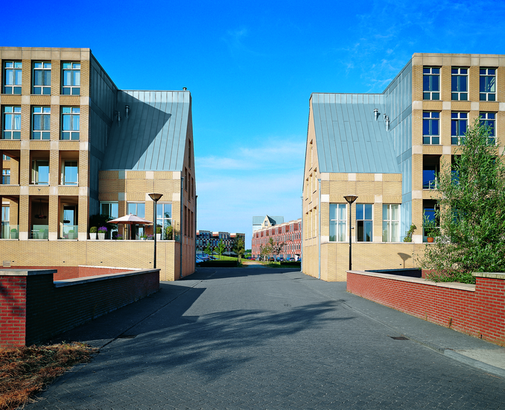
left=125, top=105, right=130, bottom=119
left=374, top=108, right=379, bottom=120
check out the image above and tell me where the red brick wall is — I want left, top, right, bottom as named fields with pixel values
left=347, top=271, right=505, bottom=346
left=0, top=268, right=159, bottom=347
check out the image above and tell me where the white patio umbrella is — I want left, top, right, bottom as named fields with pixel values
left=108, top=214, right=153, bottom=240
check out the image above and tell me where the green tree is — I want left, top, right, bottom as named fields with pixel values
left=260, top=244, right=271, bottom=261
left=216, top=239, right=226, bottom=259
left=204, top=243, right=213, bottom=256
left=269, top=237, right=285, bottom=262
left=233, top=238, right=245, bottom=263
left=419, top=119, right=505, bottom=283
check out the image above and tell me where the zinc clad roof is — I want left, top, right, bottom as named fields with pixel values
left=102, top=90, right=190, bottom=171
left=311, top=93, right=399, bottom=174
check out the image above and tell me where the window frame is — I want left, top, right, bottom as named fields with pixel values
left=31, top=107, right=51, bottom=140
left=61, top=62, right=81, bottom=95
left=329, top=203, right=347, bottom=242
left=480, top=112, right=496, bottom=145
left=2, top=106, right=21, bottom=140
left=451, top=112, right=468, bottom=145
left=480, top=68, right=496, bottom=101
left=356, top=203, right=373, bottom=242
left=3, top=61, right=22, bottom=94
left=2, top=169, right=10, bottom=184
left=382, top=204, right=400, bottom=242
left=156, top=203, right=173, bottom=240
left=451, top=67, right=468, bottom=101
left=31, top=159, right=49, bottom=185
left=423, top=67, right=440, bottom=100
left=61, top=160, right=78, bottom=186
left=32, top=62, right=52, bottom=95
left=423, top=111, right=440, bottom=145
left=61, top=107, right=80, bottom=140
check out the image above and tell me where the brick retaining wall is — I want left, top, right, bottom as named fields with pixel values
left=347, top=271, right=505, bottom=346
left=0, top=268, right=159, bottom=347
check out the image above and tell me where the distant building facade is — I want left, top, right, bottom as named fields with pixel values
left=196, top=230, right=245, bottom=254
left=252, top=215, right=284, bottom=232
left=252, top=218, right=301, bottom=260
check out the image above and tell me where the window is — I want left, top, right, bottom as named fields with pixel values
left=3, top=61, right=22, bottom=94
left=382, top=204, right=400, bottom=242
left=61, top=161, right=78, bottom=185
left=423, top=200, right=439, bottom=241
left=480, top=112, right=496, bottom=144
left=32, top=160, right=49, bottom=185
left=156, top=203, right=172, bottom=239
left=480, top=68, right=496, bottom=101
left=423, top=112, right=440, bottom=144
left=451, top=112, right=468, bottom=145
left=2, top=107, right=21, bottom=140
left=61, top=107, right=80, bottom=140
left=423, top=155, right=440, bottom=189
left=356, top=204, right=373, bottom=242
left=329, top=203, right=346, bottom=242
left=2, top=169, right=10, bottom=184
left=32, top=62, right=51, bottom=95
left=1, top=206, right=9, bottom=239
left=100, top=202, right=118, bottom=219
left=423, top=67, right=440, bottom=100
left=451, top=68, right=468, bottom=100
left=62, top=62, right=80, bottom=95
left=32, top=107, right=51, bottom=139
left=127, top=202, right=145, bottom=218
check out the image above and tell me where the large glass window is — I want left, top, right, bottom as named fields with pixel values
left=128, top=202, right=146, bottom=239
left=480, top=112, right=496, bottom=145
left=423, top=155, right=440, bottom=189
left=382, top=204, right=400, bottom=242
left=480, top=68, right=496, bottom=101
left=423, top=112, right=440, bottom=144
left=356, top=204, right=373, bottom=242
left=2, top=169, right=10, bottom=184
left=157, top=203, right=172, bottom=239
left=32, top=107, right=51, bottom=140
left=61, top=161, right=78, bottom=185
left=1, top=206, right=9, bottom=239
left=62, top=62, right=80, bottom=95
left=423, top=67, right=440, bottom=100
left=100, top=202, right=118, bottom=219
left=32, top=160, right=49, bottom=185
left=2, top=107, right=21, bottom=140
left=32, top=62, right=51, bottom=95
left=451, top=112, right=468, bottom=145
left=3, top=61, right=22, bottom=94
left=451, top=68, right=468, bottom=100
left=329, top=203, right=346, bottom=242
left=61, top=107, right=80, bottom=140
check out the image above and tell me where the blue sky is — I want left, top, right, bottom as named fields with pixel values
left=4, top=0, right=505, bottom=247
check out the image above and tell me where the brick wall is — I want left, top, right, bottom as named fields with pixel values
left=347, top=270, right=505, bottom=346
left=0, top=268, right=159, bottom=347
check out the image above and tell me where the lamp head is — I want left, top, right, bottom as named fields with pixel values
left=344, top=195, right=358, bottom=204
left=148, top=193, right=163, bottom=202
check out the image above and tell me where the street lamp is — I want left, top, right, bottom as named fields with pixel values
left=148, top=193, right=163, bottom=269
left=344, top=195, right=358, bottom=271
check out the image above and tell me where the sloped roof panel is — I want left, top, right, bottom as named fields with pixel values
left=311, top=93, right=399, bottom=174
left=101, top=90, right=191, bottom=171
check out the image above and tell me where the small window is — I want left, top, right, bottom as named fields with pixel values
left=329, top=203, right=346, bottom=242
left=451, top=68, right=468, bottom=101
left=31, top=160, right=49, bottom=185
left=480, top=112, right=496, bottom=145
left=32, top=62, right=51, bottom=95
left=423, top=112, right=440, bottom=144
left=451, top=112, right=468, bottom=145
left=2, top=169, right=10, bottom=184
left=61, top=107, right=80, bottom=140
left=382, top=204, right=400, bottom=242
left=423, top=67, right=440, bottom=100
left=3, top=61, right=22, bottom=94
left=61, top=161, right=78, bottom=185
left=2, top=107, right=21, bottom=140
left=356, top=204, right=373, bottom=242
left=62, top=62, right=81, bottom=95
left=100, top=202, right=118, bottom=219
left=32, top=107, right=51, bottom=140
left=156, top=203, right=172, bottom=240
left=480, top=68, right=496, bottom=101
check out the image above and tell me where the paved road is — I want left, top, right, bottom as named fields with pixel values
left=29, top=267, right=505, bottom=409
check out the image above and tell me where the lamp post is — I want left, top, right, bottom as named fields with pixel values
left=148, top=193, right=163, bottom=269
left=344, top=195, right=358, bottom=271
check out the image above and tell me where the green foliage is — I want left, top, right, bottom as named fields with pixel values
left=419, top=119, right=505, bottom=283
left=233, top=238, right=245, bottom=263
left=89, top=226, right=97, bottom=233
left=403, top=223, right=416, bottom=242
left=165, top=225, right=173, bottom=240
left=216, top=239, right=226, bottom=259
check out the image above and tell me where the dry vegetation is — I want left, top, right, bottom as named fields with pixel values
left=0, top=343, right=97, bottom=410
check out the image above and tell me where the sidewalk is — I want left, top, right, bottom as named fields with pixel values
left=54, top=268, right=505, bottom=379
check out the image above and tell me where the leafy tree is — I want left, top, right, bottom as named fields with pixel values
left=233, top=238, right=245, bottom=263
left=204, top=243, right=213, bottom=256
left=419, top=119, right=505, bottom=283
left=260, top=244, right=271, bottom=261
left=216, top=239, right=226, bottom=259
left=269, top=237, right=285, bottom=262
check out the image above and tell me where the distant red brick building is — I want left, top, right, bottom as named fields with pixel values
left=252, top=218, right=301, bottom=260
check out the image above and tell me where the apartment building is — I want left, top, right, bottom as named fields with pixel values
left=0, top=47, right=196, bottom=280
left=196, top=230, right=245, bottom=254
left=252, top=218, right=301, bottom=260
left=303, top=53, right=505, bottom=281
